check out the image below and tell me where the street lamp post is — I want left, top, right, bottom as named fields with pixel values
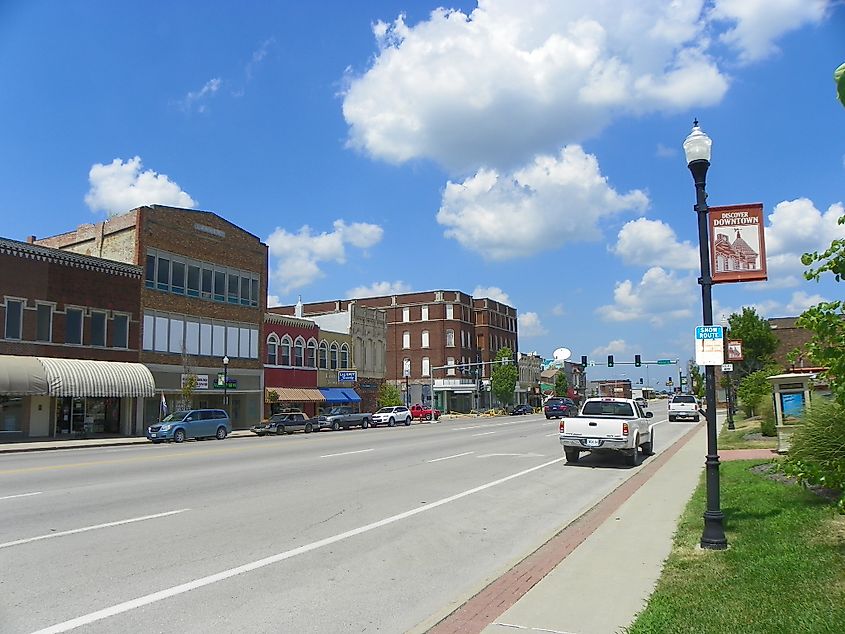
left=684, top=120, right=728, bottom=550
left=223, top=355, right=229, bottom=408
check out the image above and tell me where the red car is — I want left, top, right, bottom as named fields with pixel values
left=410, top=404, right=441, bottom=421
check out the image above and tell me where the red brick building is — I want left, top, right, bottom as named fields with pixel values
left=264, top=312, right=324, bottom=417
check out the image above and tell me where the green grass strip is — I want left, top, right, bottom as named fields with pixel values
left=628, top=460, right=845, bottom=634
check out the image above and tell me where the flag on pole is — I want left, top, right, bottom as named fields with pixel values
left=160, top=392, right=168, bottom=419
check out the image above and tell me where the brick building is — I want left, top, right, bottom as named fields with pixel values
left=275, top=290, right=518, bottom=413
left=264, top=312, right=324, bottom=417
left=0, top=237, right=153, bottom=437
left=33, top=205, right=268, bottom=429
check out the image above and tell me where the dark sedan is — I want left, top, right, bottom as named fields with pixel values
left=250, top=412, right=318, bottom=435
left=510, top=404, right=534, bottom=416
left=544, top=397, right=577, bottom=419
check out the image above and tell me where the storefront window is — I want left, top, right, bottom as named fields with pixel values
left=0, top=396, right=23, bottom=432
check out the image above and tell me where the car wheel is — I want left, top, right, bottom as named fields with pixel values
left=642, top=430, right=654, bottom=456
left=174, top=429, right=186, bottom=443
left=424, top=413, right=432, bottom=421
left=669, top=415, right=676, bottom=422
left=405, top=416, right=411, bottom=426
left=695, top=415, right=701, bottom=422
left=305, top=423, right=312, bottom=433
left=216, top=426, right=227, bottom=440
left=626, top=443, right=642, bottom=467
left=276, top=425, right=286, bottom=436
left=564, top=447, right=580, bottom=463
left=362, top=418, right=369, bottom=429
left=388, top=417, right=395, bottom=427
left=331, top=421, right=340, bottom=431
left=545, top=416, right=551, bottom=420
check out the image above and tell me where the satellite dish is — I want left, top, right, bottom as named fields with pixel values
left=553, top=347, right=572, bottom=362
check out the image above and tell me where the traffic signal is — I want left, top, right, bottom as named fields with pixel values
left=607, top=355, right=614, bottom=367
left=635, top=354, right=642, bottom=367
left=639, top=378, right=644, bottom=384
left=581, top=355, right=588, bottom=366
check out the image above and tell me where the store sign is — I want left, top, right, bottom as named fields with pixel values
left=215, top=373, right=237, bottom=390
left=709, top=203, right=768, bottom=284
left=338, top=371, right=357, bottom=382
left=182, top=374, right=209, bottom=390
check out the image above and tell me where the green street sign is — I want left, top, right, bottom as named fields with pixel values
left=657, top=359, right=672, bottom=365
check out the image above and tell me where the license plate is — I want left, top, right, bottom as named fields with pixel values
left=150, top=433, right=157, bottom=437
left=586, top=439, right=600, bottom=447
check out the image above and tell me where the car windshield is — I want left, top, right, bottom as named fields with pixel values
left=546, top=400, right=563, bottom=406
left=327, top=407, right=346, bottom=415
left=161, top=411, right=189, bottom=422
left=375, top=408, right=394, bottom=414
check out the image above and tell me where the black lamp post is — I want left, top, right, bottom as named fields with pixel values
left=684, top=120, right=728, bottom=550
left=223, top=355, right=229, bottom=407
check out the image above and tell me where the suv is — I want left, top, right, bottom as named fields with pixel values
left=147, top=409, right=230, bottom=443
left=544, top=397, right=576, bottom=419
left=372, top=406, right=412, bottom=427
left=668, top=394, right=700, bottom=422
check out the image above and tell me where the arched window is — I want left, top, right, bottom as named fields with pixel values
left=330, top=342, right=339, bottom=370
left=266, top=334, right=279, bottom=365
left=306, top=338, right=317, bottom=367
left=280, top=336, right=292, bottom=366
left=340, top=343, right=349, bottom=369
left=294, top=337, right=305, bottom=366
left=319, top=341, right=328, bottom=368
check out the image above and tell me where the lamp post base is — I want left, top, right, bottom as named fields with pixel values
left=701, top=510, right=728, bottom=550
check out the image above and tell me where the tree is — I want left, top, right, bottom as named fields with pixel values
left=736, top=365, right=781, bottom=417
left=554, top=369, right=569, bottom=397
left=836, top=62, right=845, bottom=109
left=377, top=382, right=402, bottom=408
left=725, top=307, right=778, bottom=380
left=687, top=361, right=704, bottom=398
left=491, top=347, right=518, bottom=407
left=179, top=348, right=198, bottom=410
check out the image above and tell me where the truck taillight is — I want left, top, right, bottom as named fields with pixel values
left=622, top=422, right=629, bottom=436
left=559, top=420, right=565, bottom=433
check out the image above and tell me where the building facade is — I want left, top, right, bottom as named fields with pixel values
left=33, top=205, right=268, bottom=429
left=0, top=237, right=152, bottom=438
left=264, top=313, right=324, bottom=417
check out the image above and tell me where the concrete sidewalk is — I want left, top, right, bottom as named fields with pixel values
left=428, top=416, right=778, bottom=634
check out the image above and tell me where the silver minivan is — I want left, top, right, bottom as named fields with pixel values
left=147, top=409, right=231, bottom=443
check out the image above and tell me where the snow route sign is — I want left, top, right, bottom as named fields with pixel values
left=695, top=326, right=724, bottom=366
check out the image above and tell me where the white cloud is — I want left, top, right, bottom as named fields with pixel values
left=612, top=218, right=698, bottom=269
left=472, top=286, right=511, bottom=305
left=714, top=299, right=783, bottom=322
left=785, top=291, right=828, bottom=315
left=266, top=220, right=384, bottom=293
left=267, top=294, right=281, bottom=308
left=762, top=198, right=845, bottom=288
left=591, top=339, right=629, bottom=357
left=655, top=143, right=677, bottom=158
left=597, top=267, right=697, bottom=325
left=438, top=146, right=648, bottom=259
left=518, top=312, right=547, bottom=337
left=84, top=156, right=197, bottom=216
left=180, top=78, right=222, bottom=113
left=710, top=0, right=828, bottom=63
left=342, top=2, right=744, bottom=172
left=346, top=280, right=411, bottom=298
left=551, top=303, right=566, bottom=316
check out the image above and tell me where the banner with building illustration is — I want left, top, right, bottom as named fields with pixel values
left=709, top=203, right=767, bottom=284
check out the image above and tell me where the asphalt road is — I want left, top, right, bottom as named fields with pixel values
left=0, top=400, right=689, bottom=633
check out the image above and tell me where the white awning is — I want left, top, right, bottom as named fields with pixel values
left=38, top=358, right=155, bottom=397
left=0, top=355, right=49, bottom=395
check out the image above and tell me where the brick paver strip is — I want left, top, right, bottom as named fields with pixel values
left=720, top=448, right=778, bottom=461
left=427, top=420, right=706, bottom=634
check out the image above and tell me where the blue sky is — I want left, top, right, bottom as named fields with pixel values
left=1, top=1, right=843, bottom=387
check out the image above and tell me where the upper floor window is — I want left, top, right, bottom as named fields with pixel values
left=171, top=260, right=185, bottom=294
left=319, top=341, right=328, bottom=368
left=402, top=330, right=410, bottom=349
left=330, top=342, right=339, bottom=370
left=4, top=299, right=22, bottom=340
left=91, top=311, right=107, bottom=347
left=266, top=336, right=278, bottom=365
left=340, top=344, right=349, bottom=369
left=36, top=304, right=52, bottom=342
left=156, top=257, right=170, bottom=291
left=421, top=330, right=429, bottom=348
left=65, top=308, right=83, bottom=345
left=422, top=357, right=430, bottom=377
left=445, top=329, right=455, bottom=347
left=421, top=305, right=429, bottom=321
left=446, top=304, right=454, bottom=320
left=280, top=337, right=291, bottom=366
left=112, top=314, right=129, bottom=349
left=294, top=338, right=305, bottom=366
left=306, top=339, right=317, bottom=367
left=447, top=356, right=455, bottom=376
left=402, top=307, right=410, bottom=322
left=403, top=357, right=411, bottom=378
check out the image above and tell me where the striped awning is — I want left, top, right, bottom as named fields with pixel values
left=38, top=358, right=155, bottom=397
left=0, top=355, right=49, bottom=395
left=265, top=387, right=325, bottom=402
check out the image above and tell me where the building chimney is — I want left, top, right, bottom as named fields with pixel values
left=26, top=235, right=36, bottom=243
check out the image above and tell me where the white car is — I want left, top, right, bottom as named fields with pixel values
left=371, top=406, right=412, bottom=427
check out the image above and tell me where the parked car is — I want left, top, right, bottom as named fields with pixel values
left=410, top=403, right=441, bottom=421
left=510, top=404, right=534, bottom=416
left=544, top=397, right=577, bottom=419
left=250, top=411, right=318, bottom=435
left=372, top=406, right=412, bottom=427
left=147, top=409, right=230, bottom=443
left=319, top=406, right=372, bottom=430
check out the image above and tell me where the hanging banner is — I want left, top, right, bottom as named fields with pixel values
left=709, top=203, right=767, bottom=284
left=727, top=340, right=744, bottom=361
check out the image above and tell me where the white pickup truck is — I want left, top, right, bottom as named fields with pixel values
left=559, top=397, right=654, bottom=466
left=668, top=394, right=700, bottom=422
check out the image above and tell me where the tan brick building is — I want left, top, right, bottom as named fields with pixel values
left=34, top=205, right=268, bottom=429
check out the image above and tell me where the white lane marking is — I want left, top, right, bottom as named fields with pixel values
left=0, top=509, right=189, bottom=550
left=472, top=431, right=496, bottom=437
left=477, top=453, right=537, bottom=458
left=319, top=448, right=374, bottom=459
left=34, top=457, right=566, bottom=634
left=451, top=425, right=482, bottom=431
left=0, top=491, right=42, bottom=501
left=427, top=451, right=474, bottom=463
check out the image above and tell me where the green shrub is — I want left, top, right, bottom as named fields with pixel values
left=783, top=397, right=845, bottom=513
left=759, top=396, right=777, bottom=437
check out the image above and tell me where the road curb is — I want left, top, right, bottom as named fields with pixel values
left=423, top=418, right=706, bottom=634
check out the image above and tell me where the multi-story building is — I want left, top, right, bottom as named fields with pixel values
left=0, top=237, right=152, bottom=438
left=517, top=353, right=543, bottom=407
left=33, top=205, right=268, bottom=429
left=264, top=312, right=325, bottom=417
left=275, top=290, right=518, bottom=413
